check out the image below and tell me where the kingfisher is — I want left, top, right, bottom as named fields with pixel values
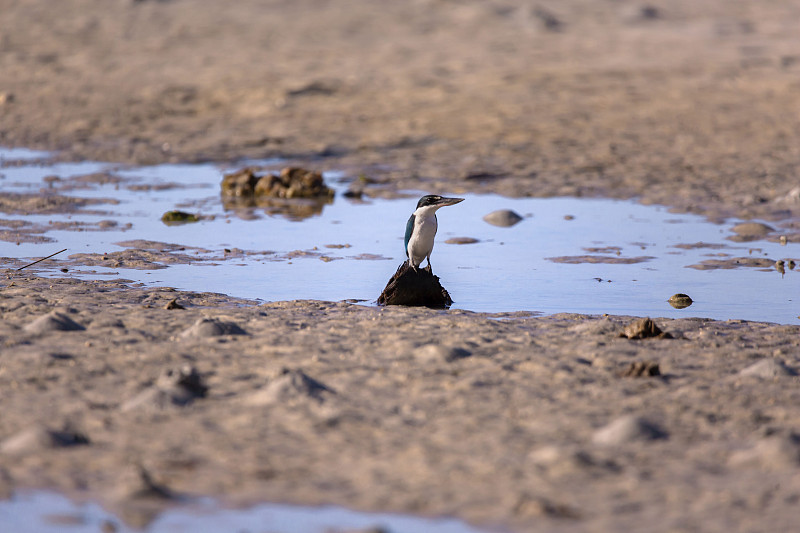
left=404, top=194, right=464, bottom=272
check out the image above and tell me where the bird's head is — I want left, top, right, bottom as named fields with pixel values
left=416, top=195, right=465, bottom=210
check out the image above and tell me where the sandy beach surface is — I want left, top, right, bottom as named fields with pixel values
left=2, top=1, right=800, bottom=531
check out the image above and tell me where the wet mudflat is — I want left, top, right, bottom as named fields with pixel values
left=2, top=1, right=800, bottom=531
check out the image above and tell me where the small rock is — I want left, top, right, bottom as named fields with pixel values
left=592, top=415, right=667, bottom=446
left=483, top=209, right=523, bottom=227
left=244, top=368, right=334, bottom=406
left=445, top=237, right=479, bottom=245
left=342, top=188, right=363, bottom=199
left=620, top=361, right=661, bottom=377
left=161, top=211, right=199, bottom=224
left=164, top=298, right=184, bottom=310
left=738, top=358, right=797, bottom=378
left=413, top=344, right=472, bottom=363
left=24, top=311, right=85, bottom=333
left=220, top=167, right=261, bottom=196
left=619, top=317, right=671, bottom=339
left=180, top=317, right=247, bottom=338
left=0, top=425, right=89, bottom=455
left=668, top=293, right=693, bottom=309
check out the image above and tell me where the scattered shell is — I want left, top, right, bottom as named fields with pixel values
left=619, top=317, right=671, bottom=339
left=592, top=415, right=667, bottom=446
left=24, top=311, right=85, bottom=333
left=180, top=317, right=247, bottom=338
left=738, top=358, right=797, bottom=378
left=413, top=344, right=472, bottom=363
left=483, top=209, right=523, bottom=227
left=668, top=293, right=693, bottom=309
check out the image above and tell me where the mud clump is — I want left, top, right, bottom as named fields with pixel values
left=378, top=262, right=453, bottom=308
left=620, top=361, right=661, bottom=377
left=619, top=317, right=672, bottom=339
left=221, top=167, right=334, bottom=199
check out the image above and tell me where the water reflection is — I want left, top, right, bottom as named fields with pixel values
left=221, top=195, right=333, bottom=221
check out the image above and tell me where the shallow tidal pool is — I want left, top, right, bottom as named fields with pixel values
left=1, top=148, right=798, bottom=324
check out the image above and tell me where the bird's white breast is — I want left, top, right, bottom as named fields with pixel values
left=407, top=206, right=439, bottom=265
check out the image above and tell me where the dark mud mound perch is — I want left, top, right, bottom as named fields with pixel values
left=378, top=262, right=453, bottom=308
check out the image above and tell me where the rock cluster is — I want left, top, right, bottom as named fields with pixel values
left=221, top=167, right=334, bottom=199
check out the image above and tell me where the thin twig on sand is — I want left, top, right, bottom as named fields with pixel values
left=16, top=248, right=67, bottom=271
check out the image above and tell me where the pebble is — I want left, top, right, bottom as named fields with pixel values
left=413, top=344, right=471, bottom=363
left=483, top=209, right=523, bottom=227
left=738, top=358, right=797, bottom=378
left=592, top=415, right=667, bottom=446
left=24, top=311, right=85, bottom=333
left=180, top=317, right=247, bottom=338
left=667, top=293, right=693, bottom=309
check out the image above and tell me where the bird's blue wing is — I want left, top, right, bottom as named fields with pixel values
left=404, top=214, right=415, bottom=258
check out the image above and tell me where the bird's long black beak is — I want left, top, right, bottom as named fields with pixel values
left=437, top=197, right=465, bottom=207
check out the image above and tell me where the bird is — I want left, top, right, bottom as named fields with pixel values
left=404, top=194, right=464, bottom=272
